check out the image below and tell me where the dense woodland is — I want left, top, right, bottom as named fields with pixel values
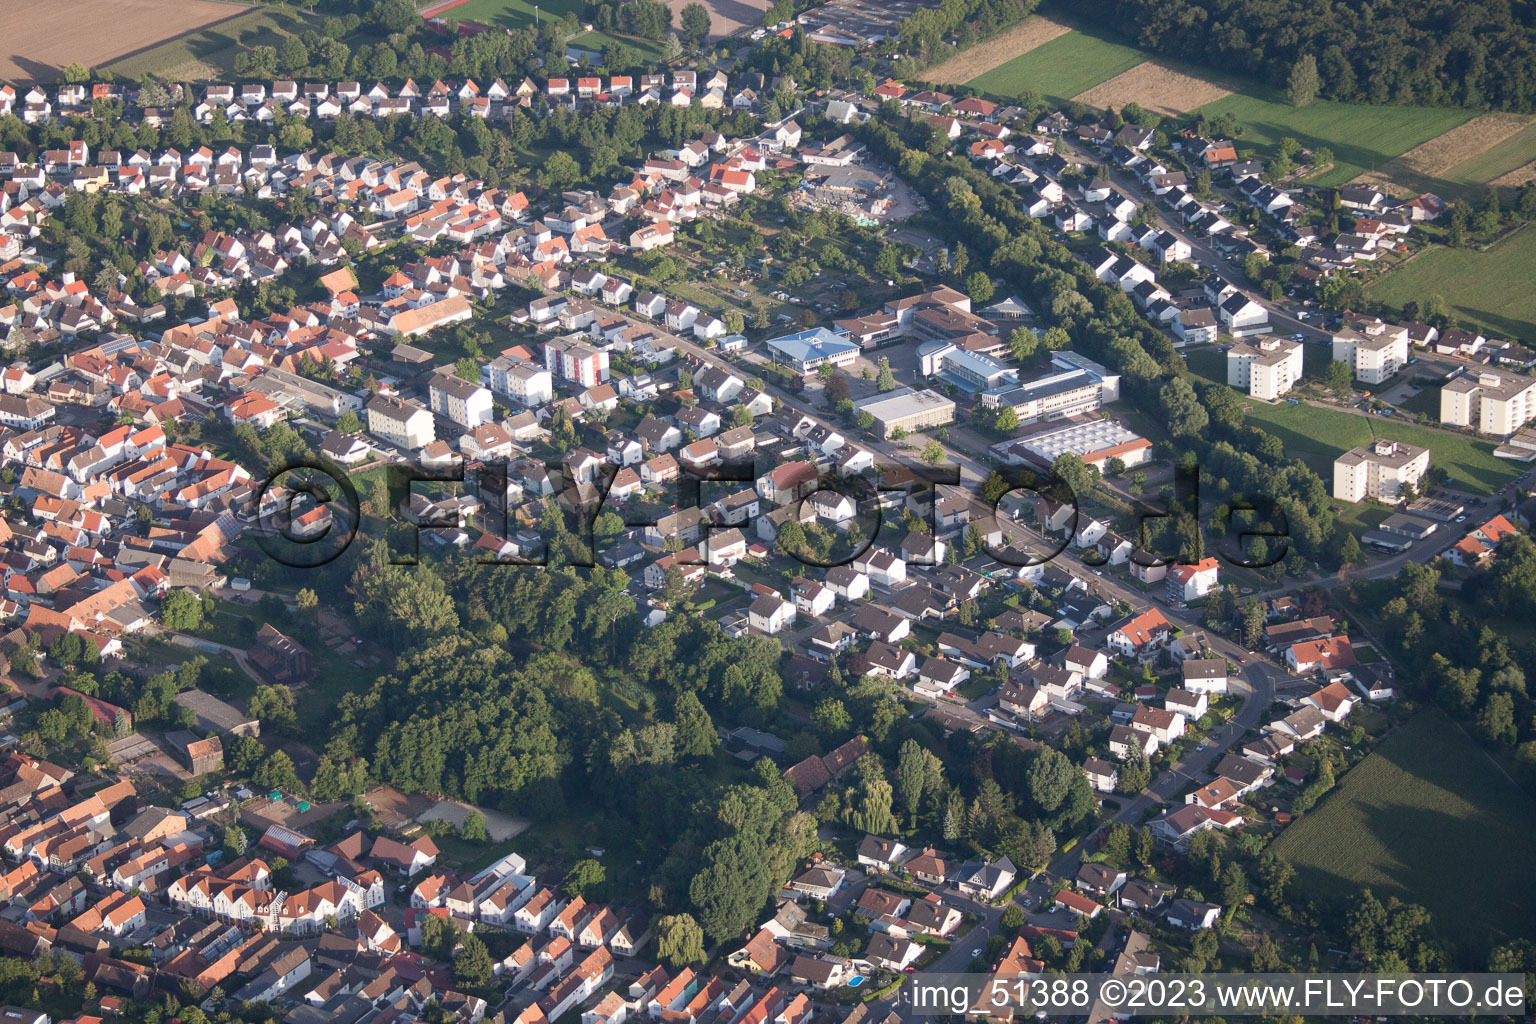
left=1066, top=0, right=1536, bottom=111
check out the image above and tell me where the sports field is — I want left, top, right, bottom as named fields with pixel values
left=1194, top=87, right=1473, bottom=188
left=968, top=29, right=1147, bottom=107
left=1366, top=224, right=1536, bottom=342
left=1269, top=711, right=1536, bottom=953
left=1240, top=401, right=1519, bottom=496
left=428, top=0, right=584, bottom=30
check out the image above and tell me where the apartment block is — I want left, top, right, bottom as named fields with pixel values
left=1331, top=318, right=1409, bottom=384
left=1332, top=439, right=1429, bottom=503
left=428, top=372, right=494, bottom=429
left=1440, top=369, right=1536, bottom=437
left=1227, top=336, right=1303, bottom=399
left=544, top=335, right=610, bottom=387
left=366, top=394, right=435, bottom=450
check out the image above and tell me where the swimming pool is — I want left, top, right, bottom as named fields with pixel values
left=847, top=975, right=866, bottom=988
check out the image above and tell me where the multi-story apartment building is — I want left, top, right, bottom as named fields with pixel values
left=1440, top=369, right=1536, bottom=436
left=1331, top=318, right=1410, bottom=384
left=1227, top=336, right=1304, bottom=400
left=544, top=335, right=610, bottom=387
left=1332, top=439, right=1429, bottom=503
left=488, top=355, right=554, bottom=407
left=366, top=394, right=435, bottom=450
left=428, top=372, right=494, bottom=429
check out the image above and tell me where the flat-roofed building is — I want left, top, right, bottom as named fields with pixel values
left=853, top=387, right=955, bottom=439
left=1441, top=369, right=1536, bottom=437
left=991, top=417, right=1152, bottom=472
left=1333, top=439, right=1429, bottom=503
left=1332, top=318, right=1409, bottom=384
left=980, top=350, right=1121, bottom=424
left=1227, top=336, right=1303, bottom=399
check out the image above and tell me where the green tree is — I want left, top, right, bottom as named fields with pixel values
left=1323, top=358, right=1354, bottom=395
left=1160, top=377, right=1209, bottom=437
left=160, top=589, right=205, bottom=631
left=564, top=858, right=606, bottom=898
left=1026, top=747, right=1074, bottom=812
left=875, top=356, right=897, bottom=392
left=1115, top=752, right=1151, bottom=794
left=461, top=811, right=489, bottom=842
left=965, top=271, right=994, bottom=304
left=543, top=150, right=582, bottom=189
left=453, top=933, right=493, bottom=987
left=673, top=691, right=719, bottom=757
left=1286, top=53, right=1321, bottom=106
left=656, top=913, right=707, bottom=967
left=679, top=2, right=712, bottom=47
left=813, top=697, right=851, bottom=737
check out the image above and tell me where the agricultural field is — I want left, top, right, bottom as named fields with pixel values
left=1366, top=224, right=1536, bottom=342
left=1193, top=87, right=1474, bottom=188
left=1455, top=121, right=1536, bottom=189
left=1353, top=114, right=1536, bottom=200
left=1071, top=59, right=1235, bottom=116
left=967, top=28, right=1146, bottom=107
left=922, top=15, right=1073, bottom=86
left=1240, top=400, right=1520, bottom=496
left=3, top=0, right=259, bottom=82
left=1269, top=711, right=1536, bottom=954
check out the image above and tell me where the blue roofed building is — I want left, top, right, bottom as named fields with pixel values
left=765, top=326, right=860, bottom=373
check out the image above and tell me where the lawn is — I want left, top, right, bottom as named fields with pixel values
left=1193, top=89, right=1474, bottom=188
left=1269, top=711, right=1536, bottom=955
left=1240, top=401, right=1520, bottom=496
left=968, top=30, right=1147, bottom=107
left=434, top=0, right=585, bottom=30
left=1366, top=224, right=1536, bottom=342
left=1183, top=346, right=1225, bottom=386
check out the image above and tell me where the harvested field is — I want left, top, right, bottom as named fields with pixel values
left=1072, top=59, right=1235, bottom=116
left=922, top=15, right=1073, bottom=86
left=103, top=4, right=310, bottom=80
left=1489, top=160, right=1536, bottom=189
left=1385, top=112, right=1532, bottom=177
left=0, top=0, right=247, bottom=82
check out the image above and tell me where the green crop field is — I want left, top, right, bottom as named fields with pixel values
left=1367, top=224, right=1536, bottom=342
left=1240, top=400, right=1520, bottom=496
left=968, top=30, right=1146, bottom=106
left=1193, top=89, right=1473, bottom=188
left=1269, top=711, right=1536, bottom=954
